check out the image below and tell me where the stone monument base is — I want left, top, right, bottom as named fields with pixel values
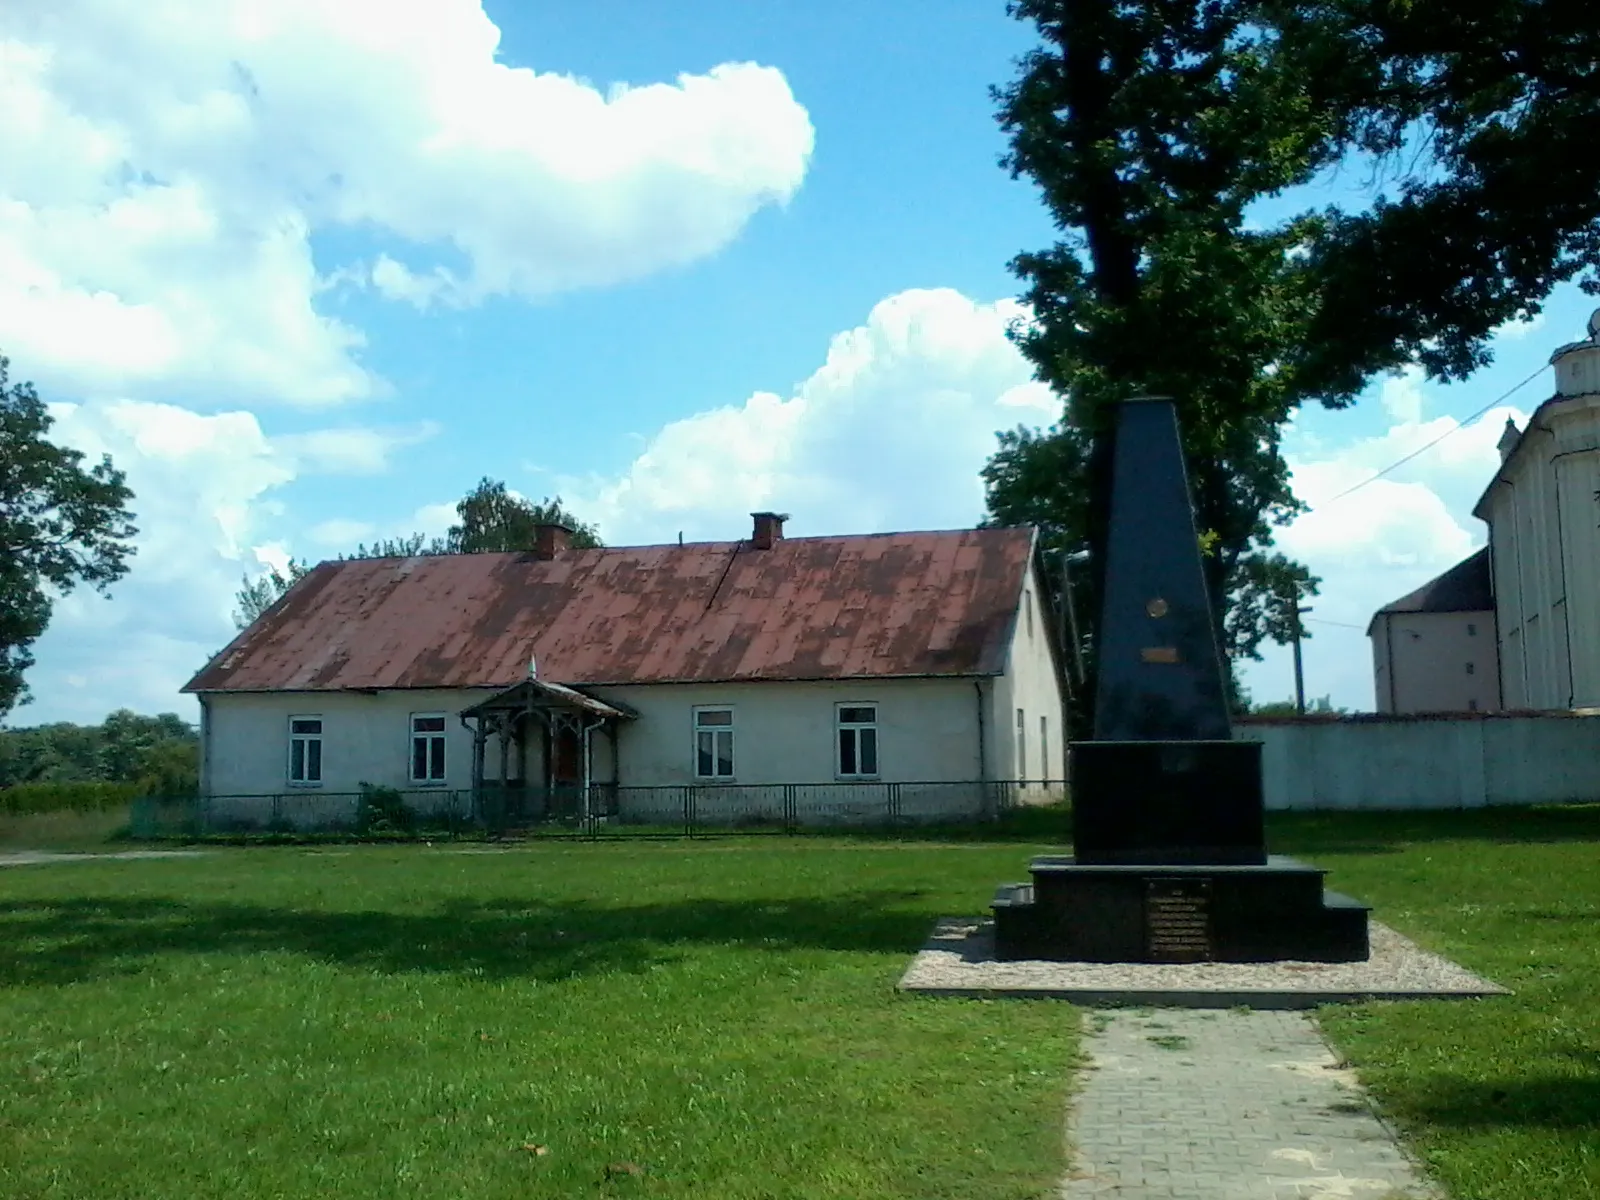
left=992, top=856, right=1369, bottom=963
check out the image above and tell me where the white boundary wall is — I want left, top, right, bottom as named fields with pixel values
left=1236, top=712, right=1600, bottom=810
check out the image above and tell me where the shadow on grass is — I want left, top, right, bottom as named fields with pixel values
left=1401, top=1075, right=1600, bottom=1130
left=0, top=891, right=941, bottom=990
left=1266, top=806, right=1600, bottom=857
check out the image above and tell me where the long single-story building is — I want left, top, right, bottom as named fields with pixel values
left=182, top=514, right=1067, bottom=827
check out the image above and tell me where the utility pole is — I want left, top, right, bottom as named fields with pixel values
left=1290, top=589, right=1312, bottom=715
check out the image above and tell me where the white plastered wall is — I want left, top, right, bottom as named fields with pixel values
left=987, top=557, right=1068, bottom=792
left=1370, top=610, right=1500, bottom=714
left=587, top=677, right=983, bottom=787
left=202, top=686, right=499, bottom=797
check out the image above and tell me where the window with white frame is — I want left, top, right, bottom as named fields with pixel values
left=837, top=704, right=879, bottom=777
left=1016, top=707, right=1027, bottom=780
left=410, top=714, right=447, bottom=783
left=694, top=708, right=735, bottom=779
left=288, top=716, right=323, bottom=785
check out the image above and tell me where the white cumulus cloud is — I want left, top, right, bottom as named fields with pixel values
left=14, top=396, right=456, bottom=723
left=564, top=288, right=1056, bottom=543
left=0, top=0, right=813, bottom=406
left=275, top=422, right=440, bottom=476
left=16, top=400, right=294, bottom=723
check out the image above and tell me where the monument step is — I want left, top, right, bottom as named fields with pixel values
left=992, top=882, right=1034, bottom=908
left=992, top=862, right=1370, bottom=964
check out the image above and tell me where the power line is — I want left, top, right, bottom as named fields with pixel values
left=1304, top=616, right=1366, bottom=630
left=1310, top=363, right=1548, bottom=509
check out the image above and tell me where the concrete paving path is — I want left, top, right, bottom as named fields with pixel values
left=1062, top=1008, right=1441, bottom=1199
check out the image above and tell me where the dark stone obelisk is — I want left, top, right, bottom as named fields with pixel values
left=1091, top=398, right=1232, bottom=743
left=991, top=397, right=1369, bottom=963
left=1072, top=398, right=1264, bottom=867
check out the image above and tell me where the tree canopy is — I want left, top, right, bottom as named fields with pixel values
left=441, top=478, right=603, bottom=555
left=232, top=558, right=313, bottom=630
left=0, top=708, right=196, bottom=793
left=231, top=479, right=603, bottom=630
left=986, top=0, right=1600, bottom=723
left=0, top=356, right=138, bottom=720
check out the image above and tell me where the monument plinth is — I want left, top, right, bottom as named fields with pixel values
left=992, top=398, right=1370, bottom=964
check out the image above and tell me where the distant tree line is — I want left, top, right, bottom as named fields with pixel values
left=0, top=708, right=198, bottom=795
left=233, top=477, right=603, bottom=629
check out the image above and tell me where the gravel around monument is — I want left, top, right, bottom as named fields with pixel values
left=902, top=917, right=1508, bottom=1007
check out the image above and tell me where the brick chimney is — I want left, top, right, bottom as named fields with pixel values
left=750, top=511, right=790, bottom=550
left=533, top=523, right=572, bottom=560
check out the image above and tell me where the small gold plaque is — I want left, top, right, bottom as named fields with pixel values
left=1140, top=646, right=1181, bottom=664
left=1146, top=597, right=1169, bottom=618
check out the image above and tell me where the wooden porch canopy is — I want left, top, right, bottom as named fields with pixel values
left=459, top=678, right=637, bottom=796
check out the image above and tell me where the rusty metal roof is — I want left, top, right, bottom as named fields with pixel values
left=184, top=527, right=1036, bottom=694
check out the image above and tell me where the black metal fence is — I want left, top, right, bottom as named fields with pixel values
left=128, top=780, right=1068, bottom=840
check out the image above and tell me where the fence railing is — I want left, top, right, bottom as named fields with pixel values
left=129, top=779, right=1068, bottom=839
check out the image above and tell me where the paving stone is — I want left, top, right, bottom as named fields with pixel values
left=1060, top=1009, right=1442, bottom=1199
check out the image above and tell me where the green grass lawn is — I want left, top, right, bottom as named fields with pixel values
left=0, top=838, right=1081, bottom=1200
left=1271, top=807, right=1600, bottom=1200
left=4, top=807, right=1599, bottom=1199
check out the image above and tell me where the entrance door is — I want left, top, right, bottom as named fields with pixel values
left=551, top=723, right=583, bottom=786
left=549, top=722, right=584, bottom=822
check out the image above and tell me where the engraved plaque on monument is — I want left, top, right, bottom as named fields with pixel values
left=1144, top=878, right=1213, bottom=962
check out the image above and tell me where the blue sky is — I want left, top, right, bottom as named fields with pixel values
left=4, top=0, right=1594, bottom=726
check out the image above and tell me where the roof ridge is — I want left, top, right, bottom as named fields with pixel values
left=316, top=525, right=1026, bottom=561
left=183, top=525, right=1037, bottom=693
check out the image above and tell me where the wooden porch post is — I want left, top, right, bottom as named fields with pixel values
left=497, top=724, right=510, bottom=821
left=469, top=718, right=486, bottom=823
left=580, top=717, right=592, bottom=825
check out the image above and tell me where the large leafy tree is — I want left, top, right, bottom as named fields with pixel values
left=987, top=0, right=1600, bottom=724
left=231, top=479, right=603, bottom=629
left=1281, top=0, right=1600, bottom=389
left=0, top=356, right=137, bottom=719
